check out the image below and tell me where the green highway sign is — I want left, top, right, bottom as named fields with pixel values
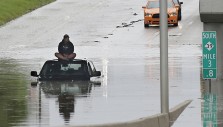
left=202, top=31, right=217, bottom=79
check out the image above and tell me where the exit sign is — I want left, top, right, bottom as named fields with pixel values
left=202, top=31, right=217, bottom=79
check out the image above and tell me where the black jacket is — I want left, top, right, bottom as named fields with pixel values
left=58, top=41, right=74, bottom=54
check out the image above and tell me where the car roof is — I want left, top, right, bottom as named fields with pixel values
left=46, top=59, right=89, bottom=62
left=148, top=0, right=173, bottom=2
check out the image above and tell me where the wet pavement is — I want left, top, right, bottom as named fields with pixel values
left=0, top=0, right=215, bottom=126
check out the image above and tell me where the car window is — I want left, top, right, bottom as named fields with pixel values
left=89, top=62, right=96, bottom=72
left=88, top=63, right=93, bottom=76
left=147, top=1, right=159, bottom=8
left=173, top=0, right=179, bottom=4
left=60, top=63, right=81, bottom=71
left=40, top=61, right=87, bottom=76
left=147, top=1, right=174, bottom=8
left=87, top=61, right=97, bottom=76
left=168, top=1, right=175, bottom=7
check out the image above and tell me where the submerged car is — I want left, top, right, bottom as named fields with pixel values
left=31, top=59, right=101, bottom=81
left=142, top=0, right=179, bottom=27
left=172, top=0, right=183, bottom=20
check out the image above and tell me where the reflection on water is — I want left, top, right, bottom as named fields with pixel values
left=202, top=93, right=217, bottom=127
left=201, top=79, right=223, bottom=127
left=40, top=81, right=95, bottom=123
left=0, top=59, right=27, bottom=127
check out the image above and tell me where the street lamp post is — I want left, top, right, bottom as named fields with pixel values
left=160, top=0, right=169, bottom=113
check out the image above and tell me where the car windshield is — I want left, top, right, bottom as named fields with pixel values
left=172, top=0, right=178, bottom=4
left=147, top=1, right=174, bottom=8
left=40, top=61, right=87, bottom=76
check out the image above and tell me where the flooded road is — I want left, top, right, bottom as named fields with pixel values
left=0, top=0, right=211, bottom=126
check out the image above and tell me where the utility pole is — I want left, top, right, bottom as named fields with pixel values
left=160, top=0, right=169, bottom=113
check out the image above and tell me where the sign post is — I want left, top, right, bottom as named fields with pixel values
left=202, top=31, right=217, bottom=79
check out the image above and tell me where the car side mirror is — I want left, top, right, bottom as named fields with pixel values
left=94, top=71, right=101, bottom=76
left=31, top=71, right=38, bottom=77
left=142, top=6, right=146, bottom=9
left=180, top=2, right=183, bottom=4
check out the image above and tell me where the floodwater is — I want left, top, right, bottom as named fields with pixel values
left=0, top=59, right=28, bottom=127
left=0, top=0, right=215, bottom=126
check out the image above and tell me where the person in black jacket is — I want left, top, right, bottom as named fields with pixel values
left=55, top=34, right=76, bottom=60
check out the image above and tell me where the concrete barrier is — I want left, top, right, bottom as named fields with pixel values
left=169, top=100, right=192, bottom=126
left=75, top=114, right=167, bottom=127
left=67, top=100, right=192, bottom=127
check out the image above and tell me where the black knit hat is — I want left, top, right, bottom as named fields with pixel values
left=63, top=34, right=69, bottom=38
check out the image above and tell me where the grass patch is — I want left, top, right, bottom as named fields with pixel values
left=0, top=0, right=55, bottom=26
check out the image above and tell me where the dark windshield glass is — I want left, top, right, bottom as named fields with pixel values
left=147, top=1, right=174, bottom=8
left=40, top=61, right=87, bottom=76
